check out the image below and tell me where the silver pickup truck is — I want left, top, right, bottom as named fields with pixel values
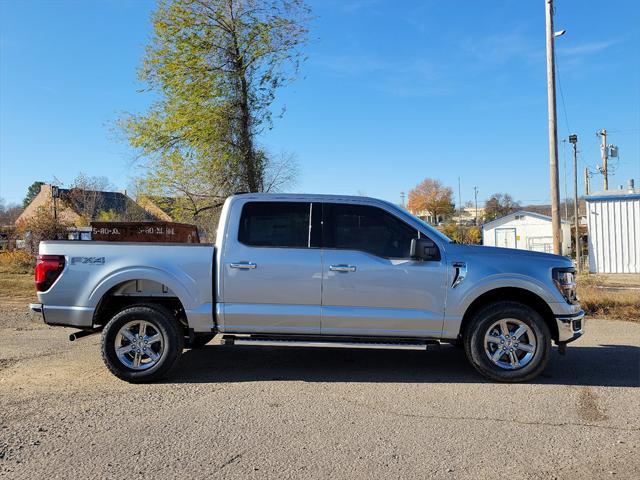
left=30, top=193, right=584, bottom=383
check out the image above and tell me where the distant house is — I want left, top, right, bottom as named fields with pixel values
left=586, top=184, right=640, bottom=273
left=410, top=209, right=451, bottom=225
left=16, top=184, right=173, bottom=226
left=136, top=195, right=174, bottom=222
left=452, top=206, right=485, bottom=225
left=482, top=210, right=572, bottom=255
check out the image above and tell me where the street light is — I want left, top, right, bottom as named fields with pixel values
left=51, top=185, right=60, bottom=221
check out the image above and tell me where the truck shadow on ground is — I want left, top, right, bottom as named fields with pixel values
left=165, top=343, right=639, bottom=387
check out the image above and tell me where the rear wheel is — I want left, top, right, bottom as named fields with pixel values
left=464, top=301, right=551, bottom=382
left=101, top=304, right=184, bottom=383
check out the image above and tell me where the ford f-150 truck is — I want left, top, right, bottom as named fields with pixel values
left=30, top=193, right=584, bottom=383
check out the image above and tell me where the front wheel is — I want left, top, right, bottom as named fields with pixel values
left=101, top=304, right=184, bottom=383
left=464, top=301, right=551, bottom=382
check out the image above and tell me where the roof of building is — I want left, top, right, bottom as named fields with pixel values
left=16, top=184, right=173, bottom=225
left=483, top=210, right=571, bottom=229
left=56, top=188, right=157, bottom=220
left=585, top=188, right=640, bottom=202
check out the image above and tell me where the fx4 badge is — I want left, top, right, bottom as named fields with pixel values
left=71, top=256, right=105, bottom=265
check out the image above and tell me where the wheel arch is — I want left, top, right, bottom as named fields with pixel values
left=92, top=278, right=187, bottom=329
left=459, top=287, right=558, bottom=342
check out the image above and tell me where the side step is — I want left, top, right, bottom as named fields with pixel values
left=221, top=335, right=437, bottom=351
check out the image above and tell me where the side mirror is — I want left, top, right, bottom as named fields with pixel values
left=410, top=237, right=441, bottom=261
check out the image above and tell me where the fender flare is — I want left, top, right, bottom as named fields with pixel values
left=87, top=266, right=197, bottom=311
left=457, top=273, right=558, bottom=316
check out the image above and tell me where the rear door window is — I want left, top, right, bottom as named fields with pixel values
left=238, top=202, right=311, bottom=248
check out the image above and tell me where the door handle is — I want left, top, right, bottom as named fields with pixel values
left=230, top=262, right=257, bottom=270
left=329, top=264, right=356, bottom=273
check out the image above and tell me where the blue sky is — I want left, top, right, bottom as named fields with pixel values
left=1, top=0, right=639, bottom=208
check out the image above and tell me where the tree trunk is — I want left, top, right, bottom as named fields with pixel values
left=237, top=73, right=259, bottom=192
left=230, top=10, right=260, bottom=192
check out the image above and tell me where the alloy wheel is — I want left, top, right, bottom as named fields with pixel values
left=484, top=318, right=537, bottom=370
left=114, top=320, right=165, bottom=370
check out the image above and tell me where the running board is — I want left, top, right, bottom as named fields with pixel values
left=221, top=335, right=436, bottom=351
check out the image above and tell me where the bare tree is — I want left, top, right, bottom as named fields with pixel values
left=16, top=206, right=68, bottom=256
left=484, top=193, right=520, bottom=221
left=65, top=173, right=112, bottom=225
left=261, top=151, right=299, bottom=193
left=0, top=199, right=23, bottom=226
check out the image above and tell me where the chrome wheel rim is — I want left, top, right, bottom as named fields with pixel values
left=484, top=318, right=537, bottom=370
left=114, top=320, right=164, bottom=370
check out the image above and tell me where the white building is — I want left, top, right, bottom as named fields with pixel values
left=586, top=186, right=640, bottom=273
left=482, top=211, right=572, bottom=255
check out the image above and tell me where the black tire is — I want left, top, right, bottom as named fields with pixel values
left=463, top=301, right=551, bottom=382
left=185, top=333, right=215, bottom=349
left=101, top=303, right=184, bottom=383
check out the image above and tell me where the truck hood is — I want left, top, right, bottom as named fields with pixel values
left=445, top=243, right=572, bottom=267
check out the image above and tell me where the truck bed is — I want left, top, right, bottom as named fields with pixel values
left=36, top=241, right=216, bottom=331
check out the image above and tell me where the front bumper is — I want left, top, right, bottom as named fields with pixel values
left=555, top=310, right=585, bottom=343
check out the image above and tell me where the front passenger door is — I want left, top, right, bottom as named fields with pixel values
left=320, top=203, right=447, bottom=338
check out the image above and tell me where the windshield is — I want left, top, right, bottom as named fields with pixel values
left=382, top=201, right=452, bottom=243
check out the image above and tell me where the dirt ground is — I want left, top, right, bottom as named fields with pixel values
left=1, top=299, right=639, bottom=479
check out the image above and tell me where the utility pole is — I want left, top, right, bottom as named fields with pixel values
left=598, top=129, right=608, bottom=190
left=569, top=134, right=580, bottom=272
left=562, top=139, right=568, bottom=220
left=584, top=168, right=590, bottom=195
left=474, top=186, right=479, bottom=226
left=400, top=191, right=405, bottom=208
left=545, top=0, right=562, bottom=255
left=457, top=177, right=462, bottom=214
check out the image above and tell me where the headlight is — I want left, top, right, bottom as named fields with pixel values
left=552, top=267, right=577, bottom=304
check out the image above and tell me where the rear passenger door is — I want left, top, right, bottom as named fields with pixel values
left=320, top=203, right=447, bottom=337
left=221, top=200, right=322, bottom=334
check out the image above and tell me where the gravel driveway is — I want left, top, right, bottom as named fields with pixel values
left=1, top=302, right=638, bottom=479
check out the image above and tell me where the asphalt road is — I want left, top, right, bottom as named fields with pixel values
left=1, top=303, right=639, bottom=479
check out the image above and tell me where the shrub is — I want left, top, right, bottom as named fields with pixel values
left=15, top=206, right=69, bottom=256
left=438, top=223, right=482, bottom=244
left=0, top=250, right=34, bottom=274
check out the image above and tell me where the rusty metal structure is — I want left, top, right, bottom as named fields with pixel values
left=90, top=222, right=199, bottom=243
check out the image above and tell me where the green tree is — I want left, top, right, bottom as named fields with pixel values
left=122, top=0, right=309, bottom=227
left=23, top=181, right=44, bottom=208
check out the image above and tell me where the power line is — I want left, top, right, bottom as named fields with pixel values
left=554, top=49, right=571, bottom=135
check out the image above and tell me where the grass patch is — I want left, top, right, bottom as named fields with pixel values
left=0, top=273, right=37, bottom=303
left=577, top=274, right=640, bottom=322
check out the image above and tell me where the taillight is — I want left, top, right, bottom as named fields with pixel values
left=35, top=255, right=65, bottom=292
